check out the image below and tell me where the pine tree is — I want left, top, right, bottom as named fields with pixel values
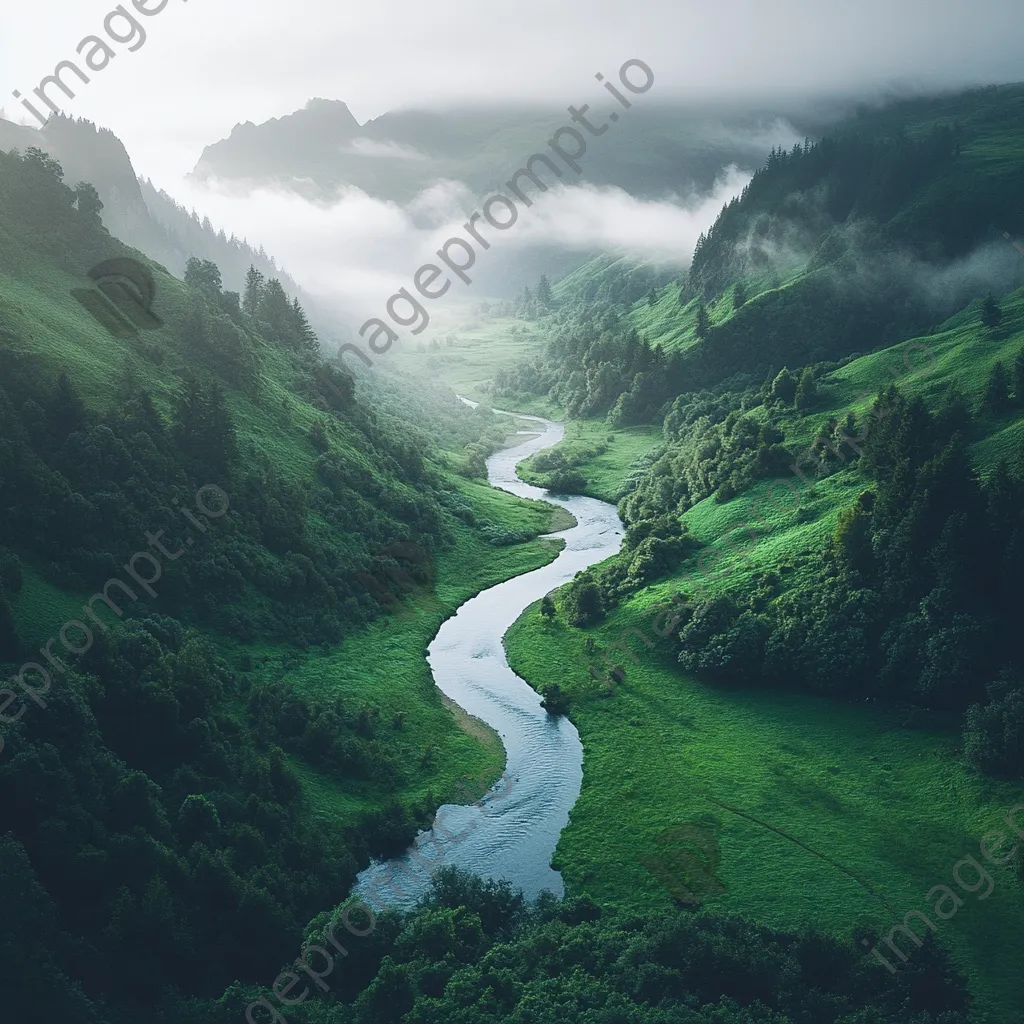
left=695, top=304, right=710, bottom=338
left=794, top=366, right=817, bottom=413
left=242, top=266, right=265, bottom=317
left=983, top=360, right=1011, bottom=416
left=259, top=279, right=295, bottom=347
left=732, top=281, right=747, bottom=310
left=536, top=275, right=552, bottom=306
left=291, top=299, right=318, bottom=352
left=981, top=292, right=1002, bottom=332
left=173, top=374, right=237, bottom=474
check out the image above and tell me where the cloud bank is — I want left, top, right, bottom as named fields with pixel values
left=165, top=165, right=753, bottom=321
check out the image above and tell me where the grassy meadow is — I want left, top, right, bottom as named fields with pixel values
left=387, top=310, right=555, bottom=411
left=503, top=296, right=1024, bottom=1021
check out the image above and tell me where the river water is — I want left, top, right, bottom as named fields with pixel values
left=354, top=410, right=624, bottom=911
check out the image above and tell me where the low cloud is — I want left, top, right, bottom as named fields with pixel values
left=163, top=165, right=752, bottom=319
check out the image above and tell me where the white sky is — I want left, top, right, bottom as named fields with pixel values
left=1, top=0, right=1020, bottom=183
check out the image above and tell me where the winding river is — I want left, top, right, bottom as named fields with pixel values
left=355, top=410, right=624, bottom=910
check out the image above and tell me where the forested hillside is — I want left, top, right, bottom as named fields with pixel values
left=453, top=84, right=1024, bottom=1020
left=492, top=84, right=1024, bottom=417
left=0, top=114, right=318, bottom=309
left=494, top=86, right=1024, bottom=772
left=0, top=143, right=565, bottom=1022
left=3, top=72, right=1021, bottom=1024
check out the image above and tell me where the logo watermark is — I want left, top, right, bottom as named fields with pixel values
left=72, top=257, right=162, bottom=338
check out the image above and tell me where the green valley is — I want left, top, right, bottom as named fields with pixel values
left=3, top=30, right=1024, bottom=1024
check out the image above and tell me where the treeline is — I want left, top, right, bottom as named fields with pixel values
left=0, top=146, right=517, bottom=651
left=668, top=384, right=1024, bottom=776
left=493, top=301, right=695, bottom=424
left=687, top=125, right=964, bottom=299
left=152, top=868, right=976, bottom=1024
left=0, top=145, right=539, bottom=1023
left=493, top=90, right=1024, bottom=413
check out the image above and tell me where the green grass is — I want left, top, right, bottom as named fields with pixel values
left=0, top=231, right=574, bottom=846
left=506, top=594, right=1024, bottom=1022
left=502, top=297, right=1024, bottom=1021
left=10, top=479, right=569, bottom=832
left=262, top=522, right=566, bottom=828
left=772, top=286, right=1024, bottom=468
left=518, top=419, right=664, bottom=504
left=387, top=313, right=554, bottom=410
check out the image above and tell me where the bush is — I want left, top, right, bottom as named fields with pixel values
left=964, top=671, right=1024, bottom=776
left=563, top=576, right=605, bottom=627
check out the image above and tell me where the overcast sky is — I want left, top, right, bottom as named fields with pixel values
left=1, top=0, right=1020, bottom=318
left=1, top=0, right=1021, bottom=181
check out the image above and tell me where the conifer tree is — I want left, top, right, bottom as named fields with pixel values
left=291, top=299, right=318, bottom=352
left=981, top=292, right=1002, bottom=331
left=242, top=266, right=265, bottom=317
left=795, top=366, right=817, bottom=413
left=695, top=304, right=710, bottom=338
left=983, top=360, right=1011, bottom=416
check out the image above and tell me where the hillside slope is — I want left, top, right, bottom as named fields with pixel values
left=0, top=143, right=568, bottom=1022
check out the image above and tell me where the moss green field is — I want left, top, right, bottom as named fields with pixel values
left=11, top=473, right=569, bottom=836
left=517, top=418, right=664, bottom=504
left=387, top=311, right=555, bottom=411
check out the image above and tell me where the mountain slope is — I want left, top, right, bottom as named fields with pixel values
left=0, top=143, right=568, bottom=1022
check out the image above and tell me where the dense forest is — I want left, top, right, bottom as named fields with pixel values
left=498, top=87, right=1024, bottom=784
left=0, top=143, right=539, bottom=1022
left=492, top=86, right=1024, bottom=416
left=3, top=74, right=1023, bottom=1024
left=167, top=868, right=973, bottom=1024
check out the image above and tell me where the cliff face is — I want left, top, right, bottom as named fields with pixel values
left=193, top=98, right=364, bottom=184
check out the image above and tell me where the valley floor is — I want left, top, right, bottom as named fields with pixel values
left=506, top=600, right=1024, bottom=1021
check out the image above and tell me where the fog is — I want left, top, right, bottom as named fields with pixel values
left=1, top=0, right=1019, bottom=321
left=163, top=167, right=753, bottom=317
left=1, top=0, right=1020, bottom=182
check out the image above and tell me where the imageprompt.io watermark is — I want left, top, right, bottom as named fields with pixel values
left=317, top=57, right=655, bottom=399
left=11, top=0, right=189, bottom=127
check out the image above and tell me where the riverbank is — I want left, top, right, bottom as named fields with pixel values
left=353, top=411, right=626, bottom=908
left=502, top=425, right=1024, bottom=1024
left=225, top=473, right=569, bottom=844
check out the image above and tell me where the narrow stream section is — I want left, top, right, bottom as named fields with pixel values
left=355, top=410, right=624, bottom=910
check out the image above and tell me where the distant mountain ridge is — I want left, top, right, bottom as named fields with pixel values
left=190, top=97, right=832, bottom=204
